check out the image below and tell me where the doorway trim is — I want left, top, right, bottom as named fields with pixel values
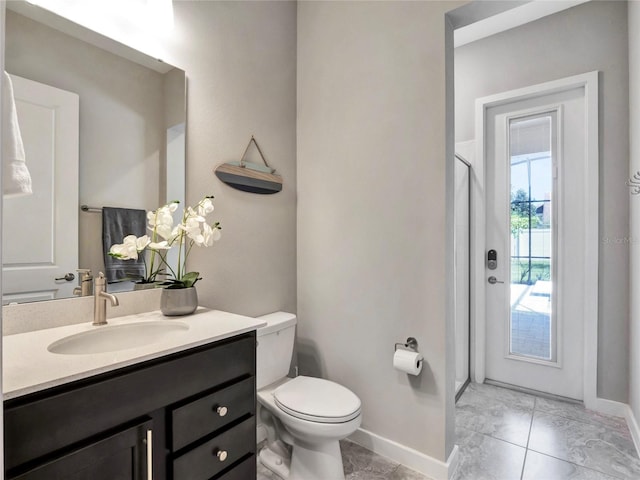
left=471, top=71, right=600, bottom=409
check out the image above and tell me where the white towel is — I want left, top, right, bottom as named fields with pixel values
left=2, top=71, right=32, bottom=197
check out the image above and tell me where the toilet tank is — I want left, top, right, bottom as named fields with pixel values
left=256, top=312, right=297, bottom=390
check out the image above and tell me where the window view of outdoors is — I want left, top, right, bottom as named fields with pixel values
left=509, top=115, right=554, bottom=361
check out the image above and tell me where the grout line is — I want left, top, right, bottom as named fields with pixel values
left=524, top=449, right=628, bottom=480
left=519, top=449, right=529, bottom=480
left=519, top=397, right=537, bottom=480
left=526, top=397, right=536, bottom=449
left=459, top=425, right=528, bottom=451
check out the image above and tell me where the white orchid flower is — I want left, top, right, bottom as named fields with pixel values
left=135, top=235, right=151, bottom=252
left=197, top=198, right=214, bottom=217
left=178, top=214, right=202, bottom=241
left=158, top=208, right=174, bottom=226
left=110, top=235, right=138, bottom=260
left=120, top=196, right=221, bottom=288
left=109, top=242, right=133, bottom=260
left=201, top=223, right=222, bottom=247
left=148, top=241, right=170, bottom=250
left=211, top=225, right=222, bottom=242
left=153, top=223, right=174, bottom=241
left=185, top=206, right=205, bottom=223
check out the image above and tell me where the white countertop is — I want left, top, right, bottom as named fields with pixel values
left=3, top=308, right=266, bottom=400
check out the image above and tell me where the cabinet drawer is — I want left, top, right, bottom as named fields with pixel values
left=172, top=376, right=255, bottom=451
left=216, top=455, right=256, bottom=480
left=173, top=417, right=255, bottom=480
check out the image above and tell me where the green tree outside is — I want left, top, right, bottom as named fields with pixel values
left=511, top=188, right=542, bottom=284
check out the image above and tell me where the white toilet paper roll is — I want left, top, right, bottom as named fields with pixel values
left=393, top=349, right=423, bottom=375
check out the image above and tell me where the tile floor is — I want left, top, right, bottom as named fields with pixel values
left=256, top=439, right=430, bottom=479
left=256, top=382, right=640, bottom=480
left=454, top=382, right=640, bottom=480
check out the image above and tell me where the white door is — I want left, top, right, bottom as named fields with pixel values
left=485, top=84, right=589, bottom=400
left=2, top=75, right=79, bottom=304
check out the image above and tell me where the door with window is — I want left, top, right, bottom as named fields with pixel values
left=485, top=84, right=589, bottom=400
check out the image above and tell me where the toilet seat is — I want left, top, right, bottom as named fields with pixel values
left=273, top=376, right=361, bottom=423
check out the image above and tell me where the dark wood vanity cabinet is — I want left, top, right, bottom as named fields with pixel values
left=4, top=332, right=257, bottom=480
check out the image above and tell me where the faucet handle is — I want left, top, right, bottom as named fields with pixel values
left=76, top=269, right=93, bottom=280
left=95, top=272, right=106, bottom=286
left=74, top=269, right=94, bottom=296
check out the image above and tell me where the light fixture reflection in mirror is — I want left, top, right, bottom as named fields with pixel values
left=2, top=4, right=186, bottom=305
left=24, top=0, right=174, bottom=37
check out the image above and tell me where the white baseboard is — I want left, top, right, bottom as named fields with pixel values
left=625, top=405, right=640, bottom=458
left=349, top=428, right=459, bottom=480
left=587, top=398, right=640, bottom=459
left=586, top=396, right=629, bottom=418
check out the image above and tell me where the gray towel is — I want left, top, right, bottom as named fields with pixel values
left=102, top=207, right=147, bottom=283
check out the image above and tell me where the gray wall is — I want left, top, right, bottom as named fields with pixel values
left=297, top=0, right=462, bottom=461
left=455, top=0, right=630, bottom=402
left=159, top=1, right=297, bottom=316
left=629, top=1, right=640, bottom=423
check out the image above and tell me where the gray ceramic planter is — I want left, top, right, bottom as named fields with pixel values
left=160, top=287, right=198, bottom=316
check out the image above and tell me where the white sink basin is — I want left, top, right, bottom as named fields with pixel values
left=47, top=321, right=190, bottom=355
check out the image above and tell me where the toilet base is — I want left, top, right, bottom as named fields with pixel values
left=259, top=442, right=291, bottom=478
left=289, top=439, right=345, bottom=480
left=259, top=438, right=346, bottom=480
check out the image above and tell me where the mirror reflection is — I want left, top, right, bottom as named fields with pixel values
left=2, top=6, right=186, bottom=304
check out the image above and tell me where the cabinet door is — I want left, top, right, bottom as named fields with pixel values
left=11, top=420, right=152, bottom=480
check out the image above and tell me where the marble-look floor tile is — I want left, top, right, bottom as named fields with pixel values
left=455, top=422, right=477, bottom=447
left=528, top=411, right=640, bottom=479
left=341, top=440, right=399, bottom=479
left=456, top=389, right=533, bottom=447
left=452, top=428, right=526, bottom=480
left=257, top=457, right=282, bottom=480
left=522, top=450, right=620, bottom=480
left=535, top=396, right=630, bottom=434
left=388, top=464, right=434, bottom=479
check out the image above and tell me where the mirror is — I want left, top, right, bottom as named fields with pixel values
left=2, top=3, right=186, bottom=304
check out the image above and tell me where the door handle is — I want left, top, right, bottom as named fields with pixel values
left=55, top=273, right=75, bottom=282
left=488, top=276, right=504, bottom=284
left=145, top=429, right=153, bottom=480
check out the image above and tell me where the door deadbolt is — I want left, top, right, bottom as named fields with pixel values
left=487, top=249, right=498, bottom=270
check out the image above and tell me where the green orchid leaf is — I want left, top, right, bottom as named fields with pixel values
left=181, top=271, right=201, bottom=288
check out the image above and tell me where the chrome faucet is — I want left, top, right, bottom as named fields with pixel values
left=93, top=272, right=119, bottom=326
left=73, top=269, right=93, bottom=297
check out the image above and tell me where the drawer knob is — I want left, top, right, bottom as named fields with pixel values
left=216, top=449, right=228, bottom=462
left=216, top=406, right=228, bottom=417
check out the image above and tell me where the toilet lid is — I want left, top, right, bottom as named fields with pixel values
left=274, top=376, right=361, bottom=423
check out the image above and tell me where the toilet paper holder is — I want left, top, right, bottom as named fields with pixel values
left=394, top=337, right=418, bottom=353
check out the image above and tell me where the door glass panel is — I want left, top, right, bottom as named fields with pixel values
left=509, top=114, right=554, bottom=361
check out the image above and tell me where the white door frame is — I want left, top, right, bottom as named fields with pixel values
left=471, top=71, right=600, bottom=409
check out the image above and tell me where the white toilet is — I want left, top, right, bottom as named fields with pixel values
left=256, top=312, right=362, bottom=480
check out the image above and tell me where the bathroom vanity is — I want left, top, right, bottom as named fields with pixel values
left=3, top=309, right=264, bottom=480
